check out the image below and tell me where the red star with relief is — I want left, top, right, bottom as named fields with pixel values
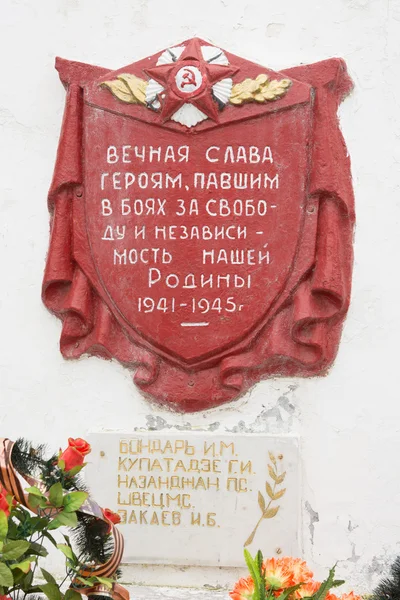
left=144, top=38, right=239, bottom=123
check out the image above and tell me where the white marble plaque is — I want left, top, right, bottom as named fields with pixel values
left=86, top=432, right=300, bottom=567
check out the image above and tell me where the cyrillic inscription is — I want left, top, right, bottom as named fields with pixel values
left=86, top=433, right=300, bottom=567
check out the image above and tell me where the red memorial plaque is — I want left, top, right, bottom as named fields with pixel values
left=43, top=38, right=355, bottom=411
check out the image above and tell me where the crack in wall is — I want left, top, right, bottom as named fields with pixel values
left=139, top=384, right=298, bottom=434
left=348, top=520, right=358, bottom=532
left=305, top=501, right=319, bottom=545
left=348, top=542, right=361, bottom=563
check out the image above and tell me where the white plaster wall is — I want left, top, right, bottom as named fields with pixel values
left=1, top=0, right=399, bottom=595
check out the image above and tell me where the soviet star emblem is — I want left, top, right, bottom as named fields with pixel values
left=144, top=38, right=239, bottom=124
left=99, top=37, right=293, bottom=128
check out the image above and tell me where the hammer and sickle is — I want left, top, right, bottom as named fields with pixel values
left=181, top=68, right=197, bottom=88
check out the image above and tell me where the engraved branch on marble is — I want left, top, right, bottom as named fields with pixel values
left=244, top=451, right=286, bottom=547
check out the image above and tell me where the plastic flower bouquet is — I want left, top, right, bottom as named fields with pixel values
left=230, top=551, right=362, bottom=600
left=0, top=436, right=125, bottom=600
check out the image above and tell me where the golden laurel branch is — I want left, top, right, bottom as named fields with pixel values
left=230, top=74, right=291, bottom=105
left=100, top=72, right=291, bottom=110
left=244, top=451, right=286, bottom=547
left=100, top=74, right=148, bottom=105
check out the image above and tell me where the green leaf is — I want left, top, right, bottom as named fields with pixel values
left=0, top=511, right=8, bottom=541
left=65, top=590, right=82, bottom=600
left=275, top=584, right=303, bottom=600
left=41, top=568, right=57, bottom=584
left=63, top=492, right=88, bottom=513
left=28, top=494, right=47, bottom=509
left=76, top=576, right=97, bottom=586
left=42, top=531, right=58, bottom=547
left=6, top=520, right=18, bottom=539
left=95, top=577, right=113, bottom=589
left=11, top=506, right=29, bottom=521
left=25, top=486, right=46, bottom=498
left=331, top=581, right=345, bottom=589
left=67, top=465, right=85, bottom=477
left=12, top=572, right=26, bottom=585
left=49, top=483, right=64, bottom=508
left=313, top=566, right=344, bottom=600
left=40, top=582, right=62, bottom=600
left=29, top=516, right=49, bottom=531
left=256, top=549, right=263, bottom=572
left=20, top=569, right=34, bottom=591
left=244, top=549, right=261, bottom=600
left=57, top=544, right=74, bottom=560
left=10, top=560, right=33, bottom=574
left=2, top=540, right=30, bottom=560
left=255, top=550, right=265, bottom=600
left=244, top=548, right=257, bottom=580
left=29, top=541, right=49, bottom=557
left=0, top=563, right=14, bottom=587
left=48, top=510, right=78, bottom=530
left=10, top=568, right=26, bottom=585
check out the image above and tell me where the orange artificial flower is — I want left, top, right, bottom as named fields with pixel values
left=59, top=438, right=91, bottom=472
left=286, top=558, right=314, bottom=585
left=102, top=507, right=122, bottom=533
left=341, top=593, right=362, bottom=600
left=263, top=557, right=294, bottom=590
left=230, top=576, right=255, bottom=600
left=295, top=581, right=321, bottom=598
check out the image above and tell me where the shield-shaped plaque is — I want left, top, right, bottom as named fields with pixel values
left=43, top=38, right=355, bottom=410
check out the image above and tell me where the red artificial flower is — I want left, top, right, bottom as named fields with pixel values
left=0, top=595, right=13, bottom=600
left=0, top=485, right=11, bottom=517
left=59, top=437, right=91, bottom=472
left=102, top=508, right=122, bottom=533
